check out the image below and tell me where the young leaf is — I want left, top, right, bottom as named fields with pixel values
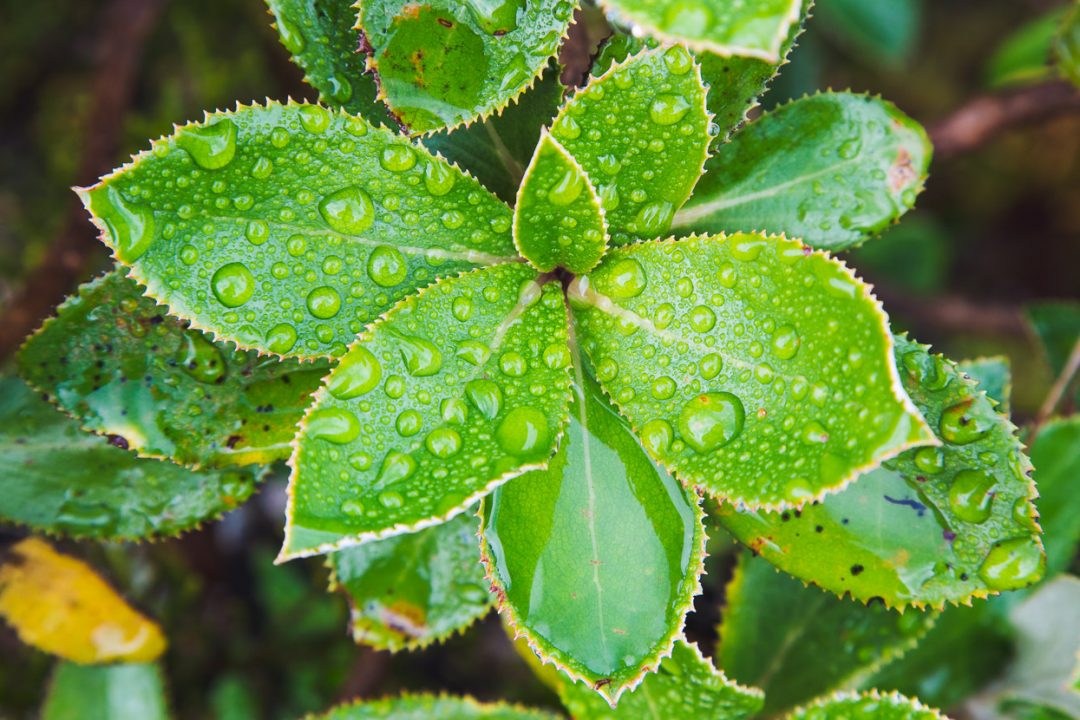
left=43, top=662, right=168, bottom=720
left=985, top=9, right=1062, bottom=88
left=784, top=690, right=948, bottom=720
left=570, top=233, right=934, bottom=510
left=265, top=0, right=383, bottom=118
left=282, top=263, right=572, bottom=560
left=958, top=356, right=1011, bottom=415
left=1026, top=301, right=1080, bottom=376
left=674, top=93, right=931, bottom=252
left=600, top=0, right=804, bottom=63
left=718, top=335, right=1044, bottom=608
left=0, top=377, right=260, bottom=540
left=1056, top=3, right=1080, bottom=88
left=557, top=639, right=763, bottom=719
left=551, top=47, right=711, bottom=246
left=18, top=270, right=327, bottom=468
left=481, top=370, right=705, bottom=705
left=356, top=0, right=575, bottom=134
left=311, top=694, right=559, bottom=719
left=80, top=101, right=518, bottom=360
left=329, top=512, right=492, bottom=652
left=0, top=538, right=166, bottom=664
left=1031, top=417, right=1080, bottom=576
left=719, top=552, right=936, bottom=716
left=514, top=130, right=607, bottom=273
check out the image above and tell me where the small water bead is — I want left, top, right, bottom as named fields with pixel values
left=367, top=245, right=408, bottom=287
left=341, top=499, right=364, bottom=517
left=395, top=410, right=423, bottom=437
left=640, top=419, right=673, bottom=457
left=397, top=335, right=443, bottom=376
left=442, top=210, right=465, bottom=229
left=180, top=245, right=199, bottom=265
left=175, top=331, right=226, bottom=384
left=662, top=45, right=694, bottom=75
left=384, top=375, right=406, bottom=399
left=689, top=306, right=716, bottom=333
left=678, top=392, right=745, bottom=453
left=596, top=358, right=619, bottom=382
left=270, top=126, right=290, bottom=148
left=320, top=186, right=375, bottom=234
left=299, top=105, right=331, bottom=134
left=495, top=407, right=550, bottom=457
left=306, top=286, right=342, bottom=319
left=322, top=256, right=343, bottom=275
left=940, top=401, right=994, bottom=445
left=451, top=297, right=473, bottom=322
left=251, top=156, right=273, bottom=180
left=699, top=353, right=723, bottom=380
left=838, top=138, right=861, bottom=160
left=176, top=119, right=237, bottom=170
left=553, top=114, right=581, bottom=140
left=978, top=536, right=1045, bottom=591
left=263, top=323, right=297, bottom=354
left=650, top=94, right=691, bottom=126
left=271, top=262, right=290, bottom=280
left=375, top=451, right=417, bottom=488
left=424, top=161, right=456, bottom=196
left=651, top=376, right=676, bottom=400
left=800, top=421, right=829, bottom=445
left=675, top=278, right=694, bottom=297
left=456, top=340, right=490, bottom=366
left=654, top=303, right=675, bottom=329
left=307, top=407, right=361, bottom=444
left=499, top=352, right=527, bottom=377
left=87, top=186, right=154, bottom=262
left=547, top=168, right=584, bottom=206
left=543, top=344, right=571, bottom=370
left=378, top=491, right=405, bottom=509
left=211, top=263, right=255, bottom=308
left=245, top=220, right=270, bottom=246
left=596, top=257, right=647, bottom=299
left=381, top=145, right=416, bottom=172
left=913, top=447, right=944, bottom=475
left=948, top=470, right=996, bottom=523
left=425, top=427, right=463, bottom=458
left=771, top=325, right=800, bottom=360
left=633, top=201, right=675, bottom=236
left=328, top=347, right=381, bottom=399
left=465, top=379, right=502, bottom=420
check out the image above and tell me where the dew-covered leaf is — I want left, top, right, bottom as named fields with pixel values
left=18, top=270, right=327, bottom=468
left=0, top=538, right=166, bottom=664
left=80, top=101, right=518, bottom=360
left=514, top=131, right=607, bottom=273
left=1031, top=417, right=1080, bottom=577
left=600, top=0, right=803, bottom=63
left=481, top=370, right=704, bottom=704
left=266, top=0, right=383, bottom=118
left=958, top=356, right=1011, bottom=416
left=570, top=233, right=933, bottom=509
left=0, top=377, right=260, bottom=540
left=329, top=512, right=492, bottom=651
left=356, top=0, right=575, bottom=134
left=557, top=640, right=763, bottom=719
left=719, top=552, right=936, bottom=716
left=550, top=47, right=711, bottom=246
left=674, top=93, right=931, bottom=252
left=422, top=64, right=565, bottom=204
left=718, top=334, right=1044, bottom=608
left=784, top=690, right=947, bottom=720
left=43, top=662, right=168, bottom=720
left=282, top=263, right=572, bottom=560
left=311, top=694, right=559, bottom=719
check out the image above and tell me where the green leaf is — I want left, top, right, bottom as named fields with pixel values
left=481, top=369, right=705, bottom=704
left=1026, top=301, right=1080, bottom=376
left=557, top=640, right=763, bottom=719
left=958, top=356, right=1011, bottom=416
left=356, top=0, right=575, bottom=134
left=1031, top=417, right=1080, bottom=577
left=329, top=512, right=492, bottom=651
left=1055, top=4, right=1080, bottom=88
left=80, top=101, right=518, bottom=360
left=783, top=690, right=947, bottom=720
left=551, top=47, right=711, bottom=246
left=311, top=694, right=559, bottom=719
left=718, top=334, right=1044, bottom=608
left=282, top=263, right=572, bottom=560
left=600, top=0, right=803, bottom=63
left=986, top=9, right=1062, bottom=88
left=18, top=270, right=327, bottom=468
left=0, top=376, right=260, bottom=540
left=422, top=64, right=566, bottom=204
left=43, top=662, right=168, bottom=720
left=265, top=0, right=383, bottom=118
left=816, top=0, right=920, bottom=67
left=514, top=131, right=607, bottom=273
left=718, top=552, right=936, bottom=716
left=570, top=233, right=933, bottom=509
left=674, top=93, right=931, bottom=252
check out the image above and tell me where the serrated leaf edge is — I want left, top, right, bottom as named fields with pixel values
left=303, top=690, right=561, bottom=720
left=782, top=688, right=952, bottom=720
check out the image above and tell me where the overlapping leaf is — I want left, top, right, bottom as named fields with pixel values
left=80, top=101, right=518, bottom=360
left=550, top=47, right=711, bottom=246
left=329, top=512, right=492, bottom=651
left=958, top=356, right=1011, bottom=415
left=282, top=263, right=572, bottom=560
left=312, top=694, right=559, bottom=719
left=481, top=370, right=705, bottom=704
left=1055, top=3, right=1080, bottom=88
left=784, top=690, right=947, bottom=720
left=571, top=233, right=933, bottom=509
left=719, top=335, right=1044, bottom=607
left=18, top=270, right=327, bottom=467
left=557, top=640, right=763, bottom=719
left=719, top=552, right=936, bottom=715
left=1031, top=417, right=1080, bottom=576
left=43, top=662, right=169, bottom=720
left=356, top=0, right=575, bottom=134
left=674, top=93, right=931, bottom=251
left=0, top=377, right=260, bottom=540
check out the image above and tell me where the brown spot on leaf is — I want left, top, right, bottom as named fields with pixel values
left=889, top=147, right=917, bottom=192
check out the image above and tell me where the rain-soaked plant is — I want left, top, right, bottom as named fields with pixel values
left=8, top=0, right=1079, bottom=718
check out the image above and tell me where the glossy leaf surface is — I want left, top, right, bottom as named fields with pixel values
left=481, top=373, right=705, bottom=704
left=557, top=640, right=763, bottom=719
left=313, top=694, right=558, bottom=719
left=81, top=101, right=517, bottom=360
left=266, top=0, right=382, bottom=118
left=601, top=0, right=803, bottom=62
left=674, top=93, right=931, bottom=252
left=719, top=335, right=1044, bottom=607
left=19, top=270, right=327, bottom=467
left=958, top=356, right=1011, bottom=415
left=283, top=264, right=572, bottom=559
left=1031, top=417, right=1080, bottom=576
left=43, top=662, right=168, bottom=720
left=514, top=131, right=607, bottom=273
left=329, top=512, right=492, bottom=651
left=0, top=538, right=166, bottom=664
left=719, top=552, right=935, bottom=715
left=357, top=0, right=574, bottom=134
left=0, top=377, right=259, bottom=540
left=551, top=47, right=710, bottom=246
left=785, top=690, right=947, bottom=720
left=571, top=233, right=933, bottom=509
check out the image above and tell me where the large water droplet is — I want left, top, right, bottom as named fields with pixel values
left=306, top=286, right=342, bottom=319
left=375, top=451, right=417, bottom=487
left=87, top=186, right=154, bottom=262
left=771, top=325, right=800, bottom=360
left=424, top=161, right=456, bottom=196
left=211, top=263, right=255, bottom=308
left=307, top=407, right=361, bottom=444
left=380, top=145, right=416, bottom=172
left=175, top=331, right=226, bottom=384
left=595, top=257, right=647, bottom=299
left=466, top=379, right=502, bottom=420
left=176, top=119, right=237, bottom=170
left=547, top=168, right=584, bottom=206
left=640, top=419, right=673, bottom=457
left=678, top=392, right=745, bottom=453
left=913, top=447, right=944, bottom=474
left=662, top=45, right=694, bottom=75
left=650, top=94, right=691, bottom=125
left=495, top=406, right=549, bottom=457
left=266, top=323, right=298, bottom=355
left=328, top=346, right=381, bottom=399
left=456, top=340, right=490, bottom=366
left=396, top=334, right=443, bottom=376
left=978, top=536, right=1045, bottom=591
left=299, top=105, right=331, bottom=134
left=425, top=427, right=463, bottom=458
left=367, top=245, right=408, bottom=287
left=940, top=401, right=993, bottom=445
left=689, top=305, right=716, bottom=333
left=396, top=409, right=423, bottom=437
left=632, top=201, right=674, bottom=237
left=320, top=186, right=375, bottom=234
left=948, top=469, right=996, bottom=523
left=276, top=16, right=305, bottom=53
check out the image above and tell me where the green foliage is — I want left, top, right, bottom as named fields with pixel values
left=1055, top=3, right=1080, bottom=87
left=1031, top=417, right=1080, bottom=576
left=311, top=694, right=559, bottom=719
left=785, top=690, right=947, bottom=720
left=987, top=10, right=1063, bottom=88
left=1026, top=301, right=1080, bottom=377
left=42, top=663, right=168, bottom=720
left=815, top=0, right=921, bottom=66
left=958, top=356, right=1012, bottom=415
